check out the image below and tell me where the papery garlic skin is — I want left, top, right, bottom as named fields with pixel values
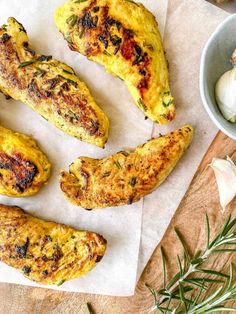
left=215, top=67, right=236, bottom=122
left=210, top=156, right=236, bottom=212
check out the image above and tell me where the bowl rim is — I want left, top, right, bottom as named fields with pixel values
left=200, top=13, right=236, bottom=140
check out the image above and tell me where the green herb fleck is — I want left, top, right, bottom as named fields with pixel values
left=143, top=41, right=154, bottom=50
left=162, top=99, right=173, bottom=107
left=34, top=67, right=46, bottom=77
left=40, top=115, right=49, bottom=121
left=114, top=160, right=122, bottom=169
left=18, top=60, right=35, bottom=68
left=79, top=28, right=85, bottom=39
left=138, top=98, right=147, bottom=111
left=75, top=0, right=88, bottom=3
left=63, top=69, right=74, bottom=75
left=67, top=78, right=78, bottom=88
left=120, top=151, right=129, bottom=157
left=66, top=14, right=78, bottom=27
left=65, top=34, right=72, bottom=43
left=102, top=172, right=111, bottom=178
left=103, top=50, right=111, bottom=57
left=1, top=24, right=7, bottom=30
left=129, top=177, right=137, bottom=187
left=124, top=0, right=139, bottom=6
left=57, top=279, right=66, bottom=286
left=69, top=110, right=78, bottom=120
left=117, top=76, right=124, bottom=81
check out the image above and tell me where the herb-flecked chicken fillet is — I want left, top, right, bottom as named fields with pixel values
left=54, top=0, right=175, bottom=124
left=0, top=204, right=107, bottom=285
left=0, top=125, right=50, bottom=197
left=0, top=18, right=109, bottom=148
left=60, top=125, right=193, bottom=209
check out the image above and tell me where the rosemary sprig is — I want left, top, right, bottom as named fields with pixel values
left=146, top=214, right=236, bottom=313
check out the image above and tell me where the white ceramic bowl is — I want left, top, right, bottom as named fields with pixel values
left=200, top=14, right=236, bottom=140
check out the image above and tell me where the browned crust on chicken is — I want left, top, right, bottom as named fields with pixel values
left=0, top=18, right=109, bottom=147
left=0, top=204, right=107, bottom=285
left=60, top=125, right=193, bottom=209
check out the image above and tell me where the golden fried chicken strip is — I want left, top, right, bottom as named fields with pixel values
left=0, top=204, right=107, bottom=285
left=0, top=125, right=50, bottom=197
left=60, top=125, right=193, bottom=209
left=0, top=18, right=109, bottom=148
left=54, top=0, right=175, bottom=124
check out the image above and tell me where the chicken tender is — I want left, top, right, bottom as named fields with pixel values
left=0, top=125, right=50, bottom=197
left=60, top=125, right=193, bottom=209
left=0, top=204, right=107, bottom=285
left=0, top=18, right=109, bottom=148
left=54, top=0, right=175, bottom=124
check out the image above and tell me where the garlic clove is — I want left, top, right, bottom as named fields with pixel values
left=210, top=157, right=236, bottom=212
left=215, top=68, right=236, bottom=121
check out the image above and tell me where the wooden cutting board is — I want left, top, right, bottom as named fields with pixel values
left=1, top=130, right=236, bottom=314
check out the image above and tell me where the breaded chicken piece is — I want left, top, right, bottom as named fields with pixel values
left=0, top=125, right=50, bottom=197
left=0, top=204, right=107, bottom=285
left=54, top=0, right=175, bottom=124
left=0, top=18, right=109, bottom=148
left=60, top=125, right=193, bottom=209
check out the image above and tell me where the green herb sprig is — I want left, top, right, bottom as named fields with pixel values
left=146, top=214, right=236, bottom=313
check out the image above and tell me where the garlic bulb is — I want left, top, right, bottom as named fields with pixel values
left=210, top=156, right=236, bottom=212
left=215, top=48, right=236, bottom=122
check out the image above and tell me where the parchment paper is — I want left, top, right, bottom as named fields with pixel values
left=0, top=0, right=167, bottom=296
left=137, top=0, right=229, bottom=278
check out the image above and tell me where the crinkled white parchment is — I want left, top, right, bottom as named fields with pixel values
left=0, top=0, right=166, bottom=296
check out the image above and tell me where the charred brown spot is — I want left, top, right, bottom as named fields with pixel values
left=37, top=55, right=52, bottom=62
left=28, top=79, right=49, bottom=99
left=23, top=42, right=36, bottom=56
left=0, top=152, right=38, bottom=193
left=15, top=237, right=29, bottom=259
left=61, top=82, right=70, bottom=91
left=22, top=265, right=31, bottom=275
left=52, top=244, right=63, bottom=262
left=93, top=6, right=100, bottom=12
left=0, top=33, right=11, bottom=44
left=90, top=120, right=100, bottom=135
left=80, top=12, right=98, bottom=29
left=46, top=77, right=60, bottom=89
left=105, top=17, right=121, bottom=31
left=128, top=195, right=134, bottom=205
left=95, top=255, right=103, bottom=262
left=97, top=234, right=107, bottom=245
left=42, top=270, right=48, bottom=276
left=80, top=169, right=90, bottom=190
left=98, top=34, right=108, bottom=49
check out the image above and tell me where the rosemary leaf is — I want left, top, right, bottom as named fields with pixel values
left=63, top=69, right=74, bottom=75
left=114, top=160, right=122, bottom=169
left=206, top=213, right=210, bottom=249
left=124, top=0, right=140, bottom=6
left=161, top=247, right=167, bottom=288
left=18, top=60, right=35, bottom=68
left=137, top=98, right=147, bottom=111
left=66, top=14, right=78, bottom=27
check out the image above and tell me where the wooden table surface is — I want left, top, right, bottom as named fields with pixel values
left=1, top=131, right=236, bottom=313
